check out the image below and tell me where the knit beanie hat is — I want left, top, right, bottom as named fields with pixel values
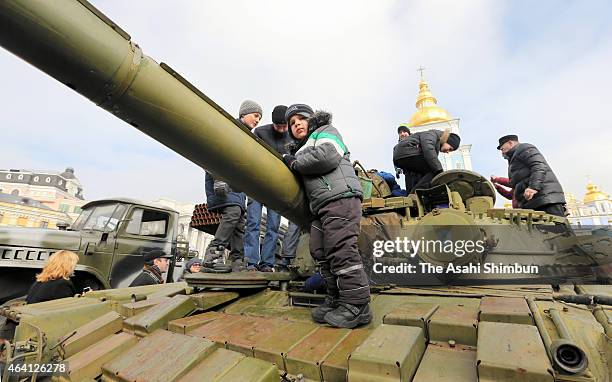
left=447, top=133, right=461, bottom=150
left=239, top=100, right=262, bottom=118
left=285, top=104, right=314, bottom=123
left=185, top=258, right=202, bottom=272
left=285, top=104, right=314, bottom=139
left=397, top=125, right=410, bottom=134
left=272, top=105, right=288, bottom=124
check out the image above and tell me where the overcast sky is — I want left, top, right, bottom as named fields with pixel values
left=1, top=0, right=611, bottom=205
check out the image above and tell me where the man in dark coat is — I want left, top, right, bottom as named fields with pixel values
left=203, top=100, right=261, bottom=271
left=282, top=104, right=371, bottom=329
left=129, top=249, right=172, bottom=287
left=395, top=125, right=411, bottom=180
left=497, top=135, right=566, bottom=216
left=393, top=129, right=461, bottom=194
left=245, top=105, right=293, bottom=271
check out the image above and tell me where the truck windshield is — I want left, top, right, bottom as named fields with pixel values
left=73, top=203, right=127, bottom=232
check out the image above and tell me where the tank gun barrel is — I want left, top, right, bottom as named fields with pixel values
left=0, top=0, right=311, bottom=226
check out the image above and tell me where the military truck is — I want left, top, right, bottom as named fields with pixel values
left=0, top=198, right=186, bottom=303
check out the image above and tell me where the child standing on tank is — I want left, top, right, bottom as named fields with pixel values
left=282, top=104, right=371, bottom=328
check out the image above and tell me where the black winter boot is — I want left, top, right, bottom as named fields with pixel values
left=311, top=295, right=339, bottom=323
left=203, top=246, right=231, bottom=273
left=324, top=302, right=372, bottom=328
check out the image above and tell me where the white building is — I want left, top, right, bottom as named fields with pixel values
left=566, top=181, right=611, bottom=226
left=0, top=167, right=86, bottom=221
left=154, top=197, right=214, bottom=257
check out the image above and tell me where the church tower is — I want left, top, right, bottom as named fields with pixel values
left=403, top=69, right=473, bottom=171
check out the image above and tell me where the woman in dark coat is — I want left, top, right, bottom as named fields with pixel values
left=26, top=250, right=78, bottom=304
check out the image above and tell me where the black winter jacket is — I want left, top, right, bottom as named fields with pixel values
left=507, top=143, right=565, bottom=209
left=26, top=278, right=76, bottom=304
left=205, top=172, right=246, bottom=212
left=129, top=265, right=164, bottom=287
left=393, top=129, right=450, bottom=173
left=254, top=124, right=294, bottom=155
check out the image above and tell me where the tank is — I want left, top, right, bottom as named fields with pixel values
left=0, top=1, right=610, bottom=381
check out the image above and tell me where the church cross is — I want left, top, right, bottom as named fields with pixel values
left=417, top=65, right=427, bottom=80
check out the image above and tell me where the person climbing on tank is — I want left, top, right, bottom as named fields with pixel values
left=245, top=105, right=293, bottom=272
left=496, top=134, right=566, bottom=216
left=203, top=100, right=261, bottom=272
left=397, top=125, right=411, bottom=141
left=281, top=104, right=371, bottom=329
left=395, top=125, right=411, bottom=180
left=392, top=128, right=461, bottom=194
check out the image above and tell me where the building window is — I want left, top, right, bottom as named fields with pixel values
left=45, top=177, right=51, bottom=183
left=34, top=176, right=39, bottom=182
left=17, top=216, right=27, bottom=227
left=6, top=174, right=11, bottom=180
left=126, top=208, right=169, bottom=237
left=18, top=174, right=24, bottom=180
left=74, top=206, right=82, bottom=214
left=58, top=180, right=63, bottom=185
left=59, top=204, right=70, bottom=212
left=40, top=221, right=49, bottom=229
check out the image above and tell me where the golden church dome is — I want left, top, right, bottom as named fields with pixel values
left=583, top=181, right=609, bottom=204
left=408, top=79, right=452, bottom=127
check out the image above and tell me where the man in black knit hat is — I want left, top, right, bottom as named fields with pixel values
left=244, top=105, right=294, bottom=271
left=393, top=128, right=461, bottom=194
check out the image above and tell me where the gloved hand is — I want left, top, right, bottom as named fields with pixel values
left=395, top=168, right=402, bottom=179
left=213, top=180, right=231, bottom=197
left=282, top=154, right=297, bottom=170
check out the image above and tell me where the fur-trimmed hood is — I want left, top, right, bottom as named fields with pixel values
left=439, top=128, right=451, bottom=146
left=310, top=110, right=332, bottom=129
left=288, top=111, right=333, bottom=153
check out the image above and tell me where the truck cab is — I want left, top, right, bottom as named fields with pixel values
left=0, top=198, right=183, bottom=303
